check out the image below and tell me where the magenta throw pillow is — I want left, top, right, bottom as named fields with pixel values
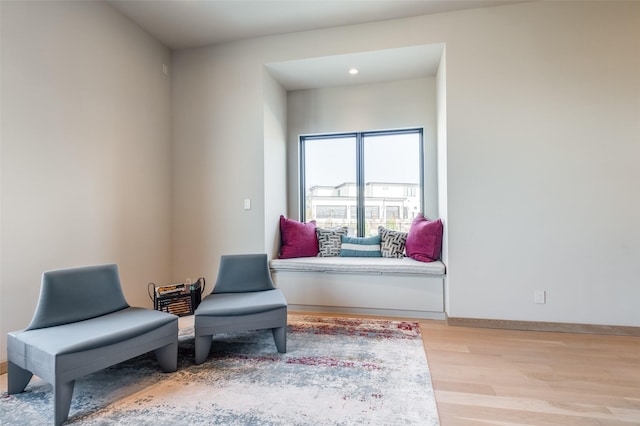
left=405, top=214, right=443, bottom=262
left=279, top=215, right=319, bottom=258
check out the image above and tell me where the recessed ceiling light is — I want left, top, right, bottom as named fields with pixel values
left=348, top=68, right=359, bottom=75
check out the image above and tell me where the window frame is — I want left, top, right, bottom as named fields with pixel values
left=300, top=128, right=424, bottom=237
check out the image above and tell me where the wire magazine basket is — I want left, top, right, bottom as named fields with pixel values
left=147, top=277, right=206, bottom=317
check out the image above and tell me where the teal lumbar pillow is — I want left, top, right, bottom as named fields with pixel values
left=339, top=235, right=382, bottom=257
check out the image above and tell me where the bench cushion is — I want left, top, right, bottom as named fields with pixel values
left=13, top=307, right=176, bottom=356
left=270, top=257, right=445, bottom=275
left=196, top=289, right=287, bottom=317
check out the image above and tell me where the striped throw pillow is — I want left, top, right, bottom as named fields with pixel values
left=339, top=235, right=382, bottom=257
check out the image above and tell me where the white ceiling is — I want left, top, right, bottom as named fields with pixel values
left=266, top=44, right=444, bottom=90
left=106, top=0, right=526, bottom=90
left=107, top=0, right=527, bottom=50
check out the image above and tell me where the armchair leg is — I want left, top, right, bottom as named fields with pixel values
left=272, top=326, right=287, bottom=353
left=7, top=361, right=33, bottom=394
left=54, top=379, right=75, bottom=426
left=195, top=335, right=213, bottom=365
left=154, top=342, right=178, bottom=372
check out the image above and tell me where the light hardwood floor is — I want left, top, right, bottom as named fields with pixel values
left=419, top=319, right=640, bottom=425
left=2, top=314, right=639, bottom=425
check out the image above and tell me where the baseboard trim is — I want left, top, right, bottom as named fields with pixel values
left=287, top=304, right=446, bottom=320
left=446, top=317, right=640, bottom=336
left=0, top=361, right=7, bottom=375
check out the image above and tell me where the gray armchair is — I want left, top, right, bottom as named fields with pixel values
left=194, top=254, right=287, bottom=364
left=7, top=264, right=178, bottom=425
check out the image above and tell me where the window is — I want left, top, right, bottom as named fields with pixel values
left=404, top=186, right=417, bottom=197
left=385, top=206, right=400, bottom=220
left=365, top=206, right=380, bottom=220
left=301, top=129, right=423, bottom=236
left=316, top=205, right=347, bottom=219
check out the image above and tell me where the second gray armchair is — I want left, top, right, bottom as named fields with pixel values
left=194, top=253, right=287, bottom=364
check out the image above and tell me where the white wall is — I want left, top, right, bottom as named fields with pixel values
left=1, top=0, right=172, bottom=362
left=263, top=70, right=288, bottom=258
left=171, top=42, right=273, bottom=284
left=286, top=78, right=438, bottom=220
left=172, top=1, right=640, bottom=327
left=436, top=50, right=449, bottom=312
left=444, top=2, right=640, bottom=326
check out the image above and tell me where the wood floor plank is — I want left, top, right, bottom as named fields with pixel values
left=420, top=320, right=640, bottom=425
left=436, top=402, right=634, bottom=426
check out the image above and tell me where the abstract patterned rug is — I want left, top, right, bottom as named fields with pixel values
left=1, top=315, right=440, bottom=425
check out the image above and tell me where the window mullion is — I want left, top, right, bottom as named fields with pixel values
left=356, top=133, right=365, bottom=237
left=299, top=140, right=306, bottom=221
left=419, top=130, right=425, bottom=215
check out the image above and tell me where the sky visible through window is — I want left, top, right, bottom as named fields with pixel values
left=304, top=133, right=420, bottom=189
left=364, top=133, right=420, bottom=184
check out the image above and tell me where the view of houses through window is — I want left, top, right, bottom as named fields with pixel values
left=301, top=129, right=423, bottom=237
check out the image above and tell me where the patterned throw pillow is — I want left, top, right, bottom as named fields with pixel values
left=378, top=226, right=408, bottom=258
left=316, top=227, right=348, bottom=257
left=339, top=235, right=382, bottom=257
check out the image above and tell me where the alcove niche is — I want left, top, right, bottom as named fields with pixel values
left=263, top=44, right=444, bottom=250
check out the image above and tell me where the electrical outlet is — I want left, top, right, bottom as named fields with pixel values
left=534, top=290, right=546, bottom=304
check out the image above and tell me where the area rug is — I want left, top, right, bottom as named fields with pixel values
left=1, top=315, right=440, bottom=425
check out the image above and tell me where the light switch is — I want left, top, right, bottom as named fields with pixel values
left=244, top=199, right=251, bottom=210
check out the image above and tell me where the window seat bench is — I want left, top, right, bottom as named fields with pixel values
left=269, top=257, right=446, bottom=320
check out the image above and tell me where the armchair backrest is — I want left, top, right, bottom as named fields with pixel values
left=26, top=264, right=129, bottom=330
left=213, top=254, right=276, bottom=294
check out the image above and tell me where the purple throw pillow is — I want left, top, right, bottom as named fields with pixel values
left=405, top=214, right=443, bottom=263
left=279, top=215, right=319, bottom=258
